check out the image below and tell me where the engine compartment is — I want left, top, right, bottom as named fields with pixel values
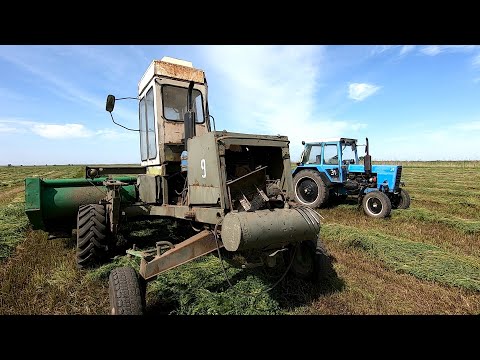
left=224, top=145, right=286, bottom=211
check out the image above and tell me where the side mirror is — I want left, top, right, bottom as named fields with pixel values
left=301, top=140, right=305, bottom=145
left=106, top=95, right=116, bottom=113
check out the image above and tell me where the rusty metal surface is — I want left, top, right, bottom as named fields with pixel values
left=163, top=121, right=184, bottom=144
left=139, top=230, right=222, bottom=280
left=214, top=131, right=290, bottom=144
left=154, top=60, right=205, bottom=83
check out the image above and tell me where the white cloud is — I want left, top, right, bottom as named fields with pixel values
left=198, top=45, right=368, bottom=160
left=0, top=123, right=17, bottom=133
left=371, top=45, right=398, bottom=55
left=31, top=123, right=93, bottom=139
left=348, top=83, right=381, bottom=101
left=421, top=45, right=442, bottom=56
left=420, top=45, right=478, bottom=56
left=0, top=119, right=135, bottom=140
left=473, top=54, right=480, bottom=67
left=400, top=45, right=416, bottom=55
left=456, top=121, right=480, bottom=131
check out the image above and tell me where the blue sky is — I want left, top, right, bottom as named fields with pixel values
left=1, top=45, right=479, bottom=165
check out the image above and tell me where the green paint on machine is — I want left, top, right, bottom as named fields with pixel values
left=24, top=176, right=138, bottom=231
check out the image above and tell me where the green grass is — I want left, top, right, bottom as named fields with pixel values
left=0, top=203, right=29, bottom=260
left=322, top=223, right=480, bottom=291
left=396, top=208, right=480, bottom=234
left=89, top=253, right=284, bottom=315
left=2, top=163, right=480, bottom=315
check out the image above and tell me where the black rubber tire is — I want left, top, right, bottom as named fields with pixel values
left=362, top=191, right=392, bottom=218
left=293, top=170, right=330, bottom=208
left=286, top=238, right=331, bottom=282
left=394, top=189, right=411, bottom=209
left=76, top=204, right=109, bottom=269
left=109, top=267, right=146, bottom=315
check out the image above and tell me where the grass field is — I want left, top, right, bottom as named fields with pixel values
left=0, top=162, right=479, bottom=314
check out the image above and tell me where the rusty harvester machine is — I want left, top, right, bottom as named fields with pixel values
left=24, top=57, right=328, bottom=314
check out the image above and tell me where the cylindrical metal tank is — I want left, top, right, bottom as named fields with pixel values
left=220, top=207, right=320, bottom=252
left=25, top=177, right=137, bottom=231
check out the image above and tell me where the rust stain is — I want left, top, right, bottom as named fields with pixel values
left=154, top=61, right=204, bottom=83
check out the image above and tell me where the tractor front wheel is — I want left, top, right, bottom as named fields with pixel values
left=293, top=170, right=329, bottom=208
left=76, top=204, right=110, bottom=269
left=392, top=189, right=411, bottom=209
left=108, top=267, right=146, bottom=315
left=362, top=191, right=392, bottom=218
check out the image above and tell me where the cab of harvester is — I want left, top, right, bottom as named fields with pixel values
left=100, top=57, right=297, bottom=223
left=292, top=137, right=410, bottom=218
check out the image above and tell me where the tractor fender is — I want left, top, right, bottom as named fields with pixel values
left=292, top=167, right=333, bottom=188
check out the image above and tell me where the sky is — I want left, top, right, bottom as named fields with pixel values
left=1, top=45, right=480, bottom=165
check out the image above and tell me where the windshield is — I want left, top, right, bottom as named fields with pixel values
left=162, top=85, right=204, bottom=123
left=304, top=145, right=322, bottom=164
left=341, top=142, right=357, bottom=165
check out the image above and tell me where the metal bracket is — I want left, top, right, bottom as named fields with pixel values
left=139, top=230, right=222, bottom=280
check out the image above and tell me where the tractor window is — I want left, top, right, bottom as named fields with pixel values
left=323, top=144, right=338, bottom=165
left=306, top=145, right=322, bottom=164
left=139, top=87, right=157, bottom=161
left=139, top=97, right=148, bottom=161
left=162, top=85, right=204, bottom=123
left=146, top=88, right=157, bottom=160
left=341, top=143, right=356, bottom=165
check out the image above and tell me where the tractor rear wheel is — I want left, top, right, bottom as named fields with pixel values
left=108, top=267, right=146, bottom=315
left=293, top=170, right=329, bottom=208
left=393, top=189, right=411, bottom=209
left=76, top=204, right=110, bottom=269
left=362, top=191, right=392, bottom=218
left=285, top=238, right=331, bottom=282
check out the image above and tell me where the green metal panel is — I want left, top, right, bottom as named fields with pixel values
left=187, top=132, right=222, bottom=205
left=25, top=177, right=44, bottom=230
left=24, top=177, right=138, bottom=231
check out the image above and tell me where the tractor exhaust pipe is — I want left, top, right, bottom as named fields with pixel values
left=364, top=137, right=372, bottom=176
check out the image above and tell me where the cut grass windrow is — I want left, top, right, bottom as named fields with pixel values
left=322, top=223, right=480, bottom=292
left=89, top=254, right=284, bottom=315
left=395, top=208, right=480, bottom=235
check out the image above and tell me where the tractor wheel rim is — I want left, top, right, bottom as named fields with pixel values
left=367, top=197, right=383, bottom=214
left=296, top=178, right=319, bottom=204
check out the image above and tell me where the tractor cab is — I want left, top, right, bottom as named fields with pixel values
left=300, top=138, right=359, bottom=183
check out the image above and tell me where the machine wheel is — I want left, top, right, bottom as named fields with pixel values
left=392, top=189, right=411, bottom=209
left=76, top=204, right=110, bottom=269
left=362, top=191, right=392, bottom=218
left=286, top=238, right=330, bottom=282
left=293, top=170, right=330, bottom=208
left=109, top=267, right=146, bottom=315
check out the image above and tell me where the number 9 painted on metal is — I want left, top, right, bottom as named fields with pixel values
left=201, top=159, right=206, bottom=178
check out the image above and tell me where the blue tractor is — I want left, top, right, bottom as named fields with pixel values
left=292, top=137, right=410, bottom=218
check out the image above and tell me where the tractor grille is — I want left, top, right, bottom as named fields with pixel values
left=395, top=166, right=402, bottom=189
